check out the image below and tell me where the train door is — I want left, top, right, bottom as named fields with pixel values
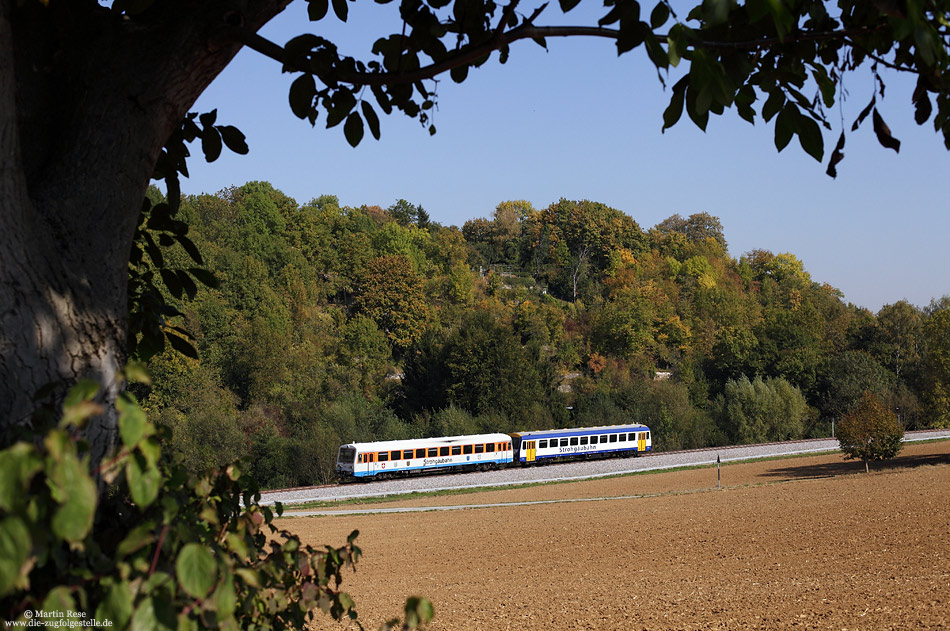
left=526, top=440, right=537, bottom=462
left=638, top=433, right=646, bottom=452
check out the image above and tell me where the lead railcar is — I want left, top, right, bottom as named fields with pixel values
left=510, top=424, right=651, bottom=463
left=336, top=433, right=513, bottom=479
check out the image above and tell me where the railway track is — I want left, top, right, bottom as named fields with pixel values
left=258, top=428, right=950, bottom=507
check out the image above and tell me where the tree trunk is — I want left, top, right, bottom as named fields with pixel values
left=0, top=0, right=290, bottom=466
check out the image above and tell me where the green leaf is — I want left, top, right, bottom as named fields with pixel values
left=218, top=125, right=249, bottom=155
left=64, top=379, right=100, bottom=408
left=797, top=115, right=824, bottom=161
left=178, top=270, right=198, bottom=300
left=343, top=112, right=364, bottom=147
left=200, top=129, right=222, bottom=163
left=166, top=332, right=198, bottom=359
left=774, top=105, right=797, bottom=152
left=118, top=392, right=147, bottom=447
left=175, top=234, right=203, bottom=265
left=450, top=65, right=468, bottom=83
left=97, top=582, right=133, bottom=630
left=176, top=544, right=218, bottom=599
left=331, top=0, right=348, bottom=21
left=138, top=437, right=161, bottom=468
left=188, top=267, right=220, bottom=289
left=127, top=453, right=161, bottom=509
left=42, top=586, right=76, bottom=615
left=403, top=596, right=434, bottom=629
left=361, top=101, right=381, bottom=140
left=0, top=444, right=42, bottom=511
left=234, top=568, right=260, bottom=588
left=160, top=268, right=183, bottom=299
left=123, top=361, right=152, bottom=386
left=0, top=517, right=32, bottom=595
left=116, top=523, right=157, bottom=558
left=49, top=449, right=98, bottom=542
left=913, top=79, right=933, bottom=125
left=215, top=573, right=237, bottom=618
left=289, top=74, right=316, bottom=121
left=307, top=0, right=330, bottom=21
left=735, top=85, right=756, bottom=124
left=662, top=77, right=687, bottom=131
left=650, top=1, right=669, bottom=28
left=761, top=89, right=784, bottom=122
left=130, top=596, right=176, bottom=631
left=914, top=23, right=940, bottom=66
left=198, top=110, right=217, bottom=128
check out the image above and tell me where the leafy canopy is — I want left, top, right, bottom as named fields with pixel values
left=837, top=391, right=904, bottom=470
left=194, top=0, right=950, bottom=175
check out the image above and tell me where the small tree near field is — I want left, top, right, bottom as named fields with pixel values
left=837, top=392, right=904, bottom=473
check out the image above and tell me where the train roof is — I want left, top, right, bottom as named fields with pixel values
left=340, top=433, right=512, bottom=452
left=509, top=424, right=650, bottom=439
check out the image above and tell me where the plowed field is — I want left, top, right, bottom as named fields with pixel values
left=289, top=441, right=950, bottom=630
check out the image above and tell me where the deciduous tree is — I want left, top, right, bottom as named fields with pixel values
left=837, top=391, right=904, bottom=472
left=6, top=0, right=950, bottom=461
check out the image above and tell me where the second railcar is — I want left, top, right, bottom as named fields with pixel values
left=510, top=424, right=651, bottom=463
left=336, top=433, right=513, bottom=478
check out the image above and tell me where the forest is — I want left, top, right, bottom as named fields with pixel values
left=137, top=181, right=950, bottom=489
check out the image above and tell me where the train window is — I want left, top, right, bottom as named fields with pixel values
left=558, top=438, right=567, bottom=447
left=486, top=443, right=495, bottom=453
left=474, top=444, right=484, bottom=454
left=539, top=440, right=548, bottom=449
left=580, top=436, right=588, bottom=445
left=390, top=450, right=401, bottom=460
left=440, top=446, right=449, bottom=456
left=619, top=433, right=627, bottom=442
left=627, top=433, right=635, bottom=441
left=463, top=445, right=473, bottom=455
left=451, top=446, right=461, bottom=456
left=609, top=434, right=618, bottom=443
left=428, top=448, right=438, bottom=457
left=378, top=452, right=389, bottom=462
left=570, top=437, right=578, bottom=446
left=415, top=448, right=425, bottom=458
left=404, top=450, right=414, bottom=460
left=647, top=432, right=651, bottom=440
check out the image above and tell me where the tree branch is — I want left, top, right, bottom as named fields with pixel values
left=228, top=22, right=886, bottom=88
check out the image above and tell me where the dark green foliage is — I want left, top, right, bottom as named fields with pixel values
left=837, top=392, right=905, bottom=472
left=714, top=375, right=811, bottom=444
left=818, top=351, right=896, bottom=420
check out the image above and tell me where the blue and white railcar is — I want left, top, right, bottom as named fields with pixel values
left=510, top=424, right=651, bottom=463
left=336, top=433, right=513, bottom=478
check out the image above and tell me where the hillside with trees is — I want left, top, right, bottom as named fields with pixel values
left=136, top=182, right=950, bottom=488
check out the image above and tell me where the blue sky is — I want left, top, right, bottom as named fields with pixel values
left=187, top=1, right=949, bottom=312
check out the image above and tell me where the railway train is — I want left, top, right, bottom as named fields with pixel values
left=335, top=423, right=652, bottom=479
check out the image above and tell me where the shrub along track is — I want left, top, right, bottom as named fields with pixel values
left=292, top=440, right=950, bottom=630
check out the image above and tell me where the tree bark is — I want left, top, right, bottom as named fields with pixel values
left=0, top=0, right=290, bottom=466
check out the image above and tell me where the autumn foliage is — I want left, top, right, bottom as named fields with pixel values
left=837, top=392, right=905, bottom=472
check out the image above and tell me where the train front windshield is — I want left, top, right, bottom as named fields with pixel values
left=338, top=447, right=355, bottom=465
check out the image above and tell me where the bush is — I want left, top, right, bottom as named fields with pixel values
left=0, top=378, right=432, bottom=630
left=837, top=392, right=904, bottom=472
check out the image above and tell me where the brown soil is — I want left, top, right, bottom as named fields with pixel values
left=288, top=441, right=950, bottom=630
